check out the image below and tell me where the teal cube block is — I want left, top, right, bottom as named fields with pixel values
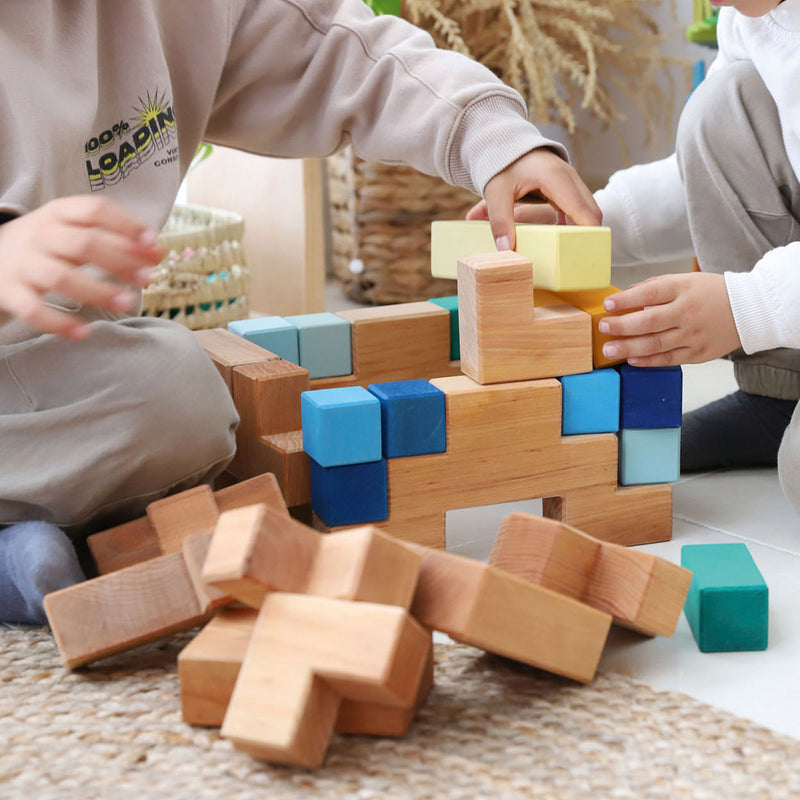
left=227, top=316, right=299, bottom=364
left=559, top=368, right=620, bottom=434
left=284, top=312, right=352, bottom=379
left=619, top=427, right=680, bottom=485
left=301, top=386, right=382, bottom=467
left=681, top=543, right=768, bottom=652
left=428, top=296, right=460, bottom=360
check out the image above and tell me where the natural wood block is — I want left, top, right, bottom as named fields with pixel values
left=260, top=430, right=310, bottom=508
left=214, top=472, right=289, bottom=516
left=431, top=221, right=611, bottom=292
left=458, top=251, right=592, bottom=384
left=146, top=484, right=220, bottom=555
left=44, top=552, right=209, bottom=669
left=409, top=546, right=611, bottom=683
left=194, top=328, right=279, bottom=391
left=178, top=606, right=259, bottom=726
left=182, top=533, right=233, bottom=613
left=490, top=512, right=691, bottom=636
left=87, top=516, right=161, bottom=575
left=203, top=503, right=421, bottom=609
left=221, top=593, right=431, bottom=767
left=543, top=483, right=673, bottom=546
left=228, top=359, right=311, bottom=506
left=178, top=608, right=434, bottom=735
left=332, top=303, right=452, bottom=385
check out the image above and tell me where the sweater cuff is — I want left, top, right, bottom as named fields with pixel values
left=447, top=93, right=569, bottom=196
left=725, top=270, right=784, bottom=354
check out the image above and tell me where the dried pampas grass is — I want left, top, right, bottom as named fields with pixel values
left=402, top=0, right=685, bottom=161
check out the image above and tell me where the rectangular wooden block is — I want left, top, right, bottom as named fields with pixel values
left=431, top=220, right=611, bottom=291
left=87, top=516, right=161, bottom=575
left=194, top=327, right=279, bottom=391
left=182, top=532, right=234, bottom=613
left=146, top=484, right=220, bottom=555
left=457, top=251, right=592, bottom=384
left=44, top=552, right=209, bottom=669
left=213, top=472, right=290, bottom=517
left=681, top=543, right=768, bottom=652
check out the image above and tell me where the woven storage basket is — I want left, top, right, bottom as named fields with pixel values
left=328, top=148, right=474, bottom=304
left=141, top=204, right=249, bottom=330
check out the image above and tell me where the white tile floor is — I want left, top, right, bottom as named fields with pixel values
left=326, top=281, right=800, bottom=740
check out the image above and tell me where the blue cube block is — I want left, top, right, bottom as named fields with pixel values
left=681, top=543, right=768, bottom=652
left=619, top=427, right=681, bottom=485
left=227, top=316, right=299, bottom=364
left=368, top=380, right=446, bottom=458
left=618, top=364, right=682, bottom=429
left=559, top=368, right=620, bottom=435
left=284, top=312, right=352, bottom=380
left=428, top=296, right=460, bottom=361
left=311, top=458, right=388, bottom=526
left=301, top=386, right=382, bottom=467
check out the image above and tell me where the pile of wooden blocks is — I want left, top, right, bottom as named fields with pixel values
left=45, top=472, right=691, bottom=768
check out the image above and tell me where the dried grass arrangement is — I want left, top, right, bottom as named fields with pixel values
left=329, top=0, right=681, bottom=304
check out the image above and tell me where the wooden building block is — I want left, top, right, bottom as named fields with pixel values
left=543, top=483, right=672, bottom=546
left=431, top=220, right=611, bottom=291
left=490, top=512, right=691, bottom=636
left=284, top=312, right=352, bottom=379
left=178, top=607, right=434, bottom=735
left=194, top=327, right=279, bottom=391
left=619, top=428, right=681, bottom=486
left=301, top=386, right=382, bottom=467
left=228, top=359, right=311, bottom=506
left=681, top=543, right=769, bottom=652
left=213, top=472, right=289, bottom=516
left=221, top=593, right=431, bottom=767
left=553, top=287, right=629, bottom=369
left=182, top=533, right=233, bottom=613
left=203, top=503, right=420, bottom=609
left=326, top=302, right=452, bottom=386
left=458, top=251, right=592, bottom=384
left=146, top=484, right=220, bottom=555
left=310, top=457, right=388, bottom=527
left=427, top=296, right=460, bottom=360
left=619, top=365, right=683, bottom=429
left=228, top=316, right=300, bottom=364
left=559, top=368, right=620, bottom=435
left=44, top=552, right=209, bottom=669
left=87, top=516, right=161, bottom=575
left=408, top=546, right=611, bottom=683
left=367, top=380, right=447, bottom=458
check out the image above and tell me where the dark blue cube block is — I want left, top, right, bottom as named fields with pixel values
left=310, top=458, right=388, bottom=527
left=618, top=364, right=682, bottom=429
left=368, top=380, right=446, bottom=458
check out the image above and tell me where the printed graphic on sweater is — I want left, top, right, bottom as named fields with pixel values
left=85, top=89, right=177, bottom=191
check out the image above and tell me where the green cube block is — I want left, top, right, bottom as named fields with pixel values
left=428, top=296, right=459, bottom=360
left=681, top=543, right=768, bottom=653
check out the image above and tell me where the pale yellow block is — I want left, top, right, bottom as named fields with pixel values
left=430, top=220, right=611, bottom=292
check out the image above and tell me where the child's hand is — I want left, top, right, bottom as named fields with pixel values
left=598, top=272, right=742, bottom=367
left=0, top=196, right=162, bottom=339
left=466, top=148, right=601, bottom=249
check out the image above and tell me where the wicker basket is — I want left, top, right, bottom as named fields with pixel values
left=141, top=204, right=249, bottom=330
left=328, top=149, right=474, bottom=304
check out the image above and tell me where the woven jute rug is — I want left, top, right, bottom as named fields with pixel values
left=2, top=629, right=798, bottom=800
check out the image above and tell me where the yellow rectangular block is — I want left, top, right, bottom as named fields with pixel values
left=430, top=220, right=611, bottom=292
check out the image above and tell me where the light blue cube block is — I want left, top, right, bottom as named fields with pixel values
left=619, top=427, right=681, bottom=485
left=301, top=386, right=382, bottom=467
left=227, top=316, right=299, bottom=364
left=559, top=368, right=620, bottom=435
left=284, top=313, right=352, bottom=380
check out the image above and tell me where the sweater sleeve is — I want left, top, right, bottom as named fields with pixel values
left=203, top=0, right=568, bottom=196
left=725, top=243, right=800, bottom=353
left=592, top=153, right=694, bottom=266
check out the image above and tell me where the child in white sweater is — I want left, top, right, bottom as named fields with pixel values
left=472, top=0, right=800, bottom=515
left=0, top=0, right=599, bottom=624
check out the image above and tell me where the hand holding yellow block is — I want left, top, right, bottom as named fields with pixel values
left=431, top=220, right=611, bottom=292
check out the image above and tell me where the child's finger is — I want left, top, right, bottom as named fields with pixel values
left=538, top=169, right=602, bottom=227
left=598, top=305, right=675, bottom=338
left=465, top=199, right=489, bottom=221
left=603, top=277, right=678, bottom=313
left=602, top=327, right=682, bottom=361
left=2, top=284, right=91, bottom=340
left=53, top=195, right=159, bottom=246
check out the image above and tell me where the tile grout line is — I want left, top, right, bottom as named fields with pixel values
left=673, top=513, right=800, bottom=559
